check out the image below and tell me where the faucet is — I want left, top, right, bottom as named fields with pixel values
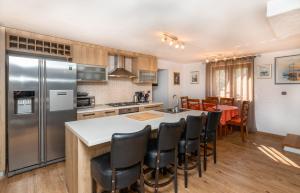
left=172, top=94, right=180, bottom=113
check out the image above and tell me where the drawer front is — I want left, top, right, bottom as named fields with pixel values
left=77, top=111, right=105, bottom=120
left=103, top=110, right=118, bottom=116
left=140, top=105, right=162, bottom=111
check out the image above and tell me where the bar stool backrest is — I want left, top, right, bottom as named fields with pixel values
left=111, top=125, right=151, bottom=169
left=186, top=114, right=206, bottom=141
left=158, top=118, right=185, bottom=151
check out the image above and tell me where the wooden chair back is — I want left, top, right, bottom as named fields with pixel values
left=202, top=99, right=217, bottom=111
left=180, top=96, right=189, bottom=108
left=206, top=97, right=219, bottom=104
left=187, top=99, right=201, bottom=110
left=241, top=101, right=250, bottom=126
left=220, top=97, right=234, bottom=106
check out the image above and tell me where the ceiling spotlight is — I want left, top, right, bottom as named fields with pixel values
left=233, top=56, right=236, bottom=60
left=215, top=58, right=218, bottom=62
left=160, top=33, right=185, bottom=50
left=205, top=59, right=209, bottom=63
left=224, top=57, right=227, bottom=61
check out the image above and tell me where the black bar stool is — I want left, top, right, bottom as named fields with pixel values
left=178, top=114, right=206, bottom=188
left=91, top=125, right=151, bottom=193
left=201, top=111, right=222, bottom=171
left=144, top=118, right=185, bottom=193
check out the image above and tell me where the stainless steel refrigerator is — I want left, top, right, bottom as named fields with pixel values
left=7, top=54, right=77, bottom=176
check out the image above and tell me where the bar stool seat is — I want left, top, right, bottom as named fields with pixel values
left=144, top=139, right=175, bottom=169
left=91, top=153, right=141, bottom=190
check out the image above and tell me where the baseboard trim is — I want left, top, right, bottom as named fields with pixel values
left=283, top=146, right=300, bottom=155
left=256, top=131, right=284, bottom=138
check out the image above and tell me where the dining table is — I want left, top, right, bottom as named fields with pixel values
left=213, top=104, right=239, bottom=125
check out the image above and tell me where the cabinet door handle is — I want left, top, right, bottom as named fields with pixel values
left=105, top=111, right=115, bottom=114
left=145, top=105, right=159, bottom=109
left=83, top=113, right=95, bottom=116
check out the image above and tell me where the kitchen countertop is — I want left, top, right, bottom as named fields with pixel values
left=66, top=110, right=206, bottom=147
left=77, top=102, right=163, bottom=113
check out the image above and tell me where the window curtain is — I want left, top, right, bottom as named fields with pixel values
left=206, top=56, right=256, bottom=130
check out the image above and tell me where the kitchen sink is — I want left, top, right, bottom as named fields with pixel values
left=156, top=108, right=190, bottom=114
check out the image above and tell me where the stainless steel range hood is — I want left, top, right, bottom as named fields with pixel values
left=108, top=55, right=136, bottom=78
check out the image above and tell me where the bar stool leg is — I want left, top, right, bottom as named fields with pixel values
left=197, top=145, right=202, bottom=177
left=213, top=137, right=217, bottom=164
left=174, top=148, right=178, bottom=193
left=204, top=141, right=207, bottom=171
left=184, top=150, right=188, bottom=188
left=92, top=178, right=97, bottom=193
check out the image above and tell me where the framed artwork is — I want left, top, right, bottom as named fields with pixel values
left=275, top=54, right=300, bottom=84
left=174, top=72, right=180, bottom=85
left=256, top=64, right=272, bottom=79
left=191, top=71, right=199, bottom=84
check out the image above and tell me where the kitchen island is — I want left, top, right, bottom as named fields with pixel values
left=65, top=110, right=205, bottom=193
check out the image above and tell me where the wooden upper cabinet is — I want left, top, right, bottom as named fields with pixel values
left=132, top=55, right=158, bottom=83
left=132, top=55, right=157, bottom=72
left=72, top=43, right=108, bottom=66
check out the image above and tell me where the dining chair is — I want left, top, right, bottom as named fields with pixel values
left=91, top=125, right=151, bottom=193
left=180, top=96, right=189, bottom=108
left=178, top=114, right=205, bottom=188
left=201, top=111, right=222, bottom=171
left=207, top=96, right=219, bottom=104
left=144, top=119, right=185, bottom=193
left=219, top=97, right=234, bottom=106
left=202, top=99, right=218, bottom=111
left=227, top=101, right=250, bottom=142
left=187, top=99, right=201, bottom=110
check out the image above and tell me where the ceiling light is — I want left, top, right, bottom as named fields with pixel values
left=160, top=33, right=185, bottom=50
left=205, top=59, right=209, bottom=63
left=215, top=58, right=218, bottom=62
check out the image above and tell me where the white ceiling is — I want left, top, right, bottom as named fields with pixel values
left=0, top=0, right=300, bottom=63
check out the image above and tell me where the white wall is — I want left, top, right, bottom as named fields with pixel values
left=155, top=59, right=206, bottom=107
left=254, top=48, right=300, bottom=136
left=181, top=63, right=206, bottom=99
left=153, top=69, right=169, bottom=108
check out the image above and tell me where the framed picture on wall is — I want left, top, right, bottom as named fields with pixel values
left=256, top=64, right=272, bottom=79
left=174, top=72, right=180, bottom=85
left=275, top=54, right=300, bottom=84
left=191, top=71, right=199, bottom=84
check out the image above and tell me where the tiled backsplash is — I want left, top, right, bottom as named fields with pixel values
left=77, top=79, right=152, bottom=104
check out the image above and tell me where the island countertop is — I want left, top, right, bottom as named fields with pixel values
left=66, top=110, right=205, bottom=147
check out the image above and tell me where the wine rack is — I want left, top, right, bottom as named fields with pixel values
left=7, top=34, right=72, bottom=58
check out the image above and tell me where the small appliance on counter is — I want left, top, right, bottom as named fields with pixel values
left=133, top=91, right=151, bottom=103
left=77, top=92, right=95, bottom=109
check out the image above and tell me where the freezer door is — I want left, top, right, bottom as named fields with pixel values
left=7, top=55, right=40, bottom=173
left=45, top=60, right=76, bottom=162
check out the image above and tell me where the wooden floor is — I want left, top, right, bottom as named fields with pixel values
left=1, top=132, right=300, bottom=193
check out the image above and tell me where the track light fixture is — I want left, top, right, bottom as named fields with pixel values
left=160, top=33, right=185, bottom=50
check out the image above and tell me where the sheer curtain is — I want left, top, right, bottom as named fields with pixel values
left=206, top=57, right=254, bottom=101
left=206, top=56, right=255, bottom=130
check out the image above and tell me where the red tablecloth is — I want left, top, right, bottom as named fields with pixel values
left=214, top=105, right=239, bottom=125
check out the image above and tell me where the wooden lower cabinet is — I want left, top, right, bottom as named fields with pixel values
left=77, top=109, right=118, bottom=120
left=139, top=104, right=163, bottom=111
